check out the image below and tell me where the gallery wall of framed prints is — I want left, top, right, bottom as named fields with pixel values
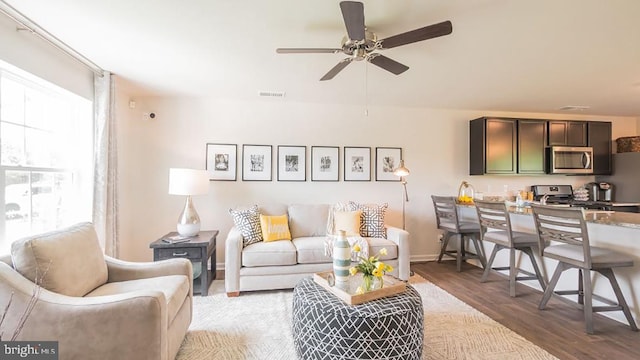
left=311, top=146, right=339, bottom=182
left=375, top=147, right=402, bottom=182
left=242, top=144, right=272, bottom=181
left=204, top=143, right=402, bottom=182
left=205, top=143, right=237, bottom=181
left=278, top=145, right=306, bottom=181
left=344, top=147, right=371, bottom=182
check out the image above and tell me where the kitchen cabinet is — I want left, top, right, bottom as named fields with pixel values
left=518, top=119, right=547, bottom=174
left=470, top=117, right=517, bottom=175
left=548, top=121, right=588, bottom=146
left=471, top=117, right=612, bottom=176
left=588, top=121, right=612, bottom=175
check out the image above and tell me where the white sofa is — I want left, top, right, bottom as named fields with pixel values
left=225, top=204, right=410, bottom=296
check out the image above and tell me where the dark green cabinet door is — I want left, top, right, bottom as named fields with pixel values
left=485, top=119, right=517, bottom=174
left=588, top=121, right=612, bottom=175
left=548, top=121, right=587, bottom=146
left=518, top=120, right=547, bottom=174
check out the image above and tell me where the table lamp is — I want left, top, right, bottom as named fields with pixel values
left=393, top=159, right=410, bottom=230
left=169, top=168, right=210, bottom=236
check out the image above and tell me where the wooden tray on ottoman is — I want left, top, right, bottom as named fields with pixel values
left=313, top=271, right=406, bottom=305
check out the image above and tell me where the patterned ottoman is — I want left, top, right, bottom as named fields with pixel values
left=292, top=277, right=423, bottom=360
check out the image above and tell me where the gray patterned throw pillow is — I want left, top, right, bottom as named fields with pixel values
left=348, top=201, right=388, bottom=238
left=229, top=205, right=263, bottom=246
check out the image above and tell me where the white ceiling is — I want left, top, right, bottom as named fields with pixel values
left=6, top=0, right=640, bottom=116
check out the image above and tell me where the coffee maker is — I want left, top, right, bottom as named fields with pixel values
left=586, top=182, right=613, bottom=202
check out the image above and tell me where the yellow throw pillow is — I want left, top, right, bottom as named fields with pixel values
left=260, top=214, right=292, bottom=242
left=333, top=210, right=362, bottom=236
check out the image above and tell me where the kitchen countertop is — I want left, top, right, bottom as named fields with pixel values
left=507, top=206, right=640, bottom=230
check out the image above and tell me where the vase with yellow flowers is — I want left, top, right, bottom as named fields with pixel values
left=349, top=244, right=394, bottom=294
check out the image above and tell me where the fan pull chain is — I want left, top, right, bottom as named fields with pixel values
left=364, top=61, right=369, bottom=116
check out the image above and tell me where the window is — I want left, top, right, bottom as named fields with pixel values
left=0, top=60, right=93, bottom=253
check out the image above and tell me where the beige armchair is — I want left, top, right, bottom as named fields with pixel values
left=0, top=222, right=192, bottom=360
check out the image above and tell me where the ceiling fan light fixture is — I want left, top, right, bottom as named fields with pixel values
left=276, top=1, right=453, bottom=80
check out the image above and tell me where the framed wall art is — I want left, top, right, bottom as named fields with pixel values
left=375, top=147, right=402, bottom=181
left=311, top=146, right=339, bottom=182
left=278, top=145, right=306, bottom=181
left=242, top=144, right=272, bottom=181
left=344, top=146, right=371, bottom=181
left=205, top=143, right=237, bottom=181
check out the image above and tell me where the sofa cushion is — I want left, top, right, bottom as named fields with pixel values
left=326, top=202, right=350, bottom=235
left=242, top=240, right=297, bottom=267
left=229, top=205, right=263, bottom=246
left=333, top=210, right=362, bottom=236
left=366, top=237, right=398, bottom=261
left=349, top=202, right=388, bottom=238
left=86, top=274, right=189, bottom=321
left=259, top=204, right=289, bottom=216
left=260, top=214, right=292, bottom=242
left=288, top=204, right=329, bottom=238
left=11, top=222, right=108, bottom=297
left=293, top=237, right=332, bottom=264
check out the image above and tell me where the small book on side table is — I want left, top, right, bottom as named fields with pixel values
left=162, top=234, right=196, bottom=244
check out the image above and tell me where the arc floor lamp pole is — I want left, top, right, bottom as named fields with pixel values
left=393, top=159, right=410, bottom=230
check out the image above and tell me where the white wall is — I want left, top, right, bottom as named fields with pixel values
left=0, top=13, right=93, bottom=99
left=116, top=93, right=638, bottom=267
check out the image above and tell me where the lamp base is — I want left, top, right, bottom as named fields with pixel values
left=177, top=223, right=200, bottom=237
left=176, top=195, right=201, bottom=237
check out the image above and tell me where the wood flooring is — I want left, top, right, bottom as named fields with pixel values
left=411, top=261, right=640, bottom=360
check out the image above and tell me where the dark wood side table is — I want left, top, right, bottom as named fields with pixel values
left=149, top=230, right=218, bottom=296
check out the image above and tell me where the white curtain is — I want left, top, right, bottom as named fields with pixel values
left=93, top=72, right=119, bottom=257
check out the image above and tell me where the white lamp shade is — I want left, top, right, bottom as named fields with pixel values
left=168, top=168, right=209, bottom=195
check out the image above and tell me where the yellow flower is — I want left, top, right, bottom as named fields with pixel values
left=349, top=267, right=358, bottom=276
left=380, top=248, right=387, bottom=256
left=385, top=265, right=393, bottom=273
left=356, top=286, right=364, bottom=295
left=376, top=262, right=385, bottom=271
left=353, top=244, right=361, bottom=252
left=372, top=268, right=383, bottom=277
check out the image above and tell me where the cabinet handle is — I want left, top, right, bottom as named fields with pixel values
left=172, top=252, right=188, bottom=257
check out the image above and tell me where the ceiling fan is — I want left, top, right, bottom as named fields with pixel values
left=276, top=1, right=453, bottom=81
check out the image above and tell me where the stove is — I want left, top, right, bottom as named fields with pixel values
left=530, top=185, right=614, bottom=210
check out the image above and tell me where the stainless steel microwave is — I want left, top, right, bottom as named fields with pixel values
left=547, top=146, right=593, bottom=174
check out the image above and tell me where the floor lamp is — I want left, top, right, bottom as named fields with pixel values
left=393, top=160, right=410, bottom=230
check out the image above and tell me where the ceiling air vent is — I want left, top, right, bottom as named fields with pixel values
left=559, top=105, right=590, bottom=111
left=259, top=91, right=286, bottom=98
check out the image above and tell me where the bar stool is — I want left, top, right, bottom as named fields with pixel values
left=431, top=195, right=486, bottom=272
left=474, top=200, right=546, bottom=297
left=531, top=204, right=638, bottom=334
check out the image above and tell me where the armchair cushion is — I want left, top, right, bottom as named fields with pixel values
left=11, top=222, right=108, bottom=297
left=86, top=274, right=190, bottom=322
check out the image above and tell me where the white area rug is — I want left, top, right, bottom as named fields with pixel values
left=177, top=276, right=558, bottom=360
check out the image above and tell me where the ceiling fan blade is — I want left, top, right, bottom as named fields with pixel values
left=276, top=48, right=342, bottom=54
left=379, top=20, right=453, bottom=49
left=367, top=54, right=409, bottom=75
left=340, top=1, right=365, bottom=41
left=320, top=58, right=353, bottom=81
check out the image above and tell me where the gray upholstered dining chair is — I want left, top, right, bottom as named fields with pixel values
left=531, top=205, right=638, bottom=334
left=474, top=200, right=546, bottom=297
left=431, top=195, right=486, bottom=272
